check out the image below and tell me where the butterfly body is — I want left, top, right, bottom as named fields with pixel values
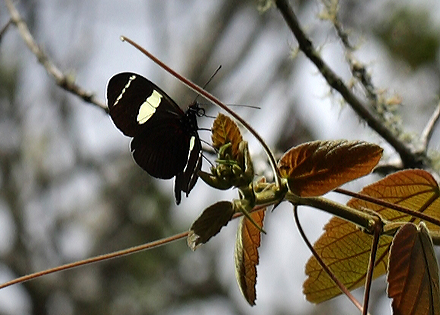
left=106, top=72, right=202, bottom=204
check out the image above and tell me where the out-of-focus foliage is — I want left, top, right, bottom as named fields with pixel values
left=375, top=8, right=439, bottom=69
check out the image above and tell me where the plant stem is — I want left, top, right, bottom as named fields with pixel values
left=286, top=192, right=376, bottom=233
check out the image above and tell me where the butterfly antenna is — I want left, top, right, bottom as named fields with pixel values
left=193, top=65, right=222, bottom=104
left=204, top=65, right=222, bottom=89
left=227, top=103, right=261, bottom=110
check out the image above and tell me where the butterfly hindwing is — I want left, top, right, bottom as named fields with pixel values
left=174, top=134, right=202, bottom=204
left=131, top=120, right=191, bottom=179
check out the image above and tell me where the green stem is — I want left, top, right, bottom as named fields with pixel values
left=286, top=192, right=376, bottom=233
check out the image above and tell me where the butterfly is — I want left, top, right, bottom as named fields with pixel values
left=106, top=72, right=203, bottom=204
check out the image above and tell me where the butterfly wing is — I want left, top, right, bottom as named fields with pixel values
left=174, top=134, right=202, bottom=204
left=107, top=72, right=184, bottom=137
left=107, top=72, right=189, bottom=178
left=131, top=120, right=191, bottom=179
left=107, top=72, right=202, bottom=203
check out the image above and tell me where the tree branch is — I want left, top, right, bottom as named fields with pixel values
left=4, top=0, right=107, bottom=112
left=0, top=18, right=13, bottom=42
left=328, top=9, right=379, bottom=104
left=275, top=0, right=426, bottom=169
left=420, top=101, right=440, bottom=153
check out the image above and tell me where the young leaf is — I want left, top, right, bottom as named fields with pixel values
left=211, top=113, right=243, bottom=159
left=348, top=169, right=440, bottom=232
left=303, top=215, right=392, bottom=303
left=278, top=140, right=382, bottom=197
left=188, top=201, right=235, bottom=250
left=387, top=222, right=440, bottom=315
left=235, top=209, right=265, bottom=306
left=303, top=169, right=440, bottom=303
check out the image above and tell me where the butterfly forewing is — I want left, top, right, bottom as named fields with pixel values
left=107, top=72, right=184, bottom=137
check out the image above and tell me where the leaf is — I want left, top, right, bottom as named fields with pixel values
left=303, top=215, right=392, bottom=303
left=278, top=140, right=382, bottom=197
left=387, top=222, right=440, bottom=315
left=348, top=169, right=440, bottom=231
left=211, top=113, right=243, bottom=159
left=303, top=169, right=440, bottom=303
left=187, top=201, right=235, bottom=250
left=234, top=209, right=265, bottom=306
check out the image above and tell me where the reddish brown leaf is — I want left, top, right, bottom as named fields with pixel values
left=234, top=210, right=265, bottom=306
left=348, top=169, right=440, bottom=231
left=388, top=222, right=440, bottom=315
left=211, top=113, right=243, bottom=159
left=303, top=169, right=440, bottom=303
left=188, top=201, right=235, bottom=250
left=278, top=140, right=382, bottom=197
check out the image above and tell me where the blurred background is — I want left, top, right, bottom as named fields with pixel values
left=1, top=0, right=440, bottom=314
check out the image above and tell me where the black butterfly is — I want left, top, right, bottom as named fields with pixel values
left=106, top=72, right=203, bottom=204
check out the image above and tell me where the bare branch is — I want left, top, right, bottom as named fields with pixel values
left=293, top=206, right=368, bottom=313
left=0, top=18, right=13, bottom=42
left=331, top=16, right=379, bottom=104
left=420, top=101, right=440, bottom=153
left=4, top=0, right=107, bottom=112
left=326, top=5, right=409, bottom=145
left=275, top=0, right=425, bottom=169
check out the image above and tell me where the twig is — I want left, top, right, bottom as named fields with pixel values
left=327, top=5, right=379, bottom=104
left=362, top=215, right=383, bottom=315
left=0, top=18, right=13, bottom=42
left=4, top=0, right=107, bottom=111
left=286, top=192, right=376, bottom=233
left=0, top=231, right=189, bottom=289
left=420, top=101, right=440, bottom=152
left=293, top=205, right=369, bottom=314
left=334, top=187, right=440, bottom=228
left=275, top=0, right=424, bottom=169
